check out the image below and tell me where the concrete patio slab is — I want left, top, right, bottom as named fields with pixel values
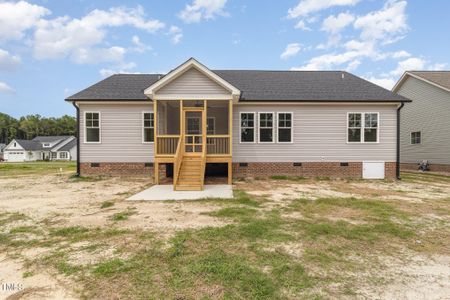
left=127, top=184, right=233, bottom=201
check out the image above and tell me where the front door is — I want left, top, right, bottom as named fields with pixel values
left=184, top=110, right=203, bottom=154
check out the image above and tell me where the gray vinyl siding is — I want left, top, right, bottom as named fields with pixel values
left=79, top=104, right=153, bottom=163
left=156, top=68, right=230, bottom=97
left=398, top=76, right=450, bottom=164
left=233, top=104, right=397, bottom=162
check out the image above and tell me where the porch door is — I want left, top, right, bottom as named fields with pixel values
left=184, top=110, right=203, bottom=154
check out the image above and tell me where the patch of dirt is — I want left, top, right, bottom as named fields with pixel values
left=359, top=254, right=450, bottom=300
left=0, top=254, right=77, bottom=300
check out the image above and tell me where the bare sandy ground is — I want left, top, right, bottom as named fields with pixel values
left=1, top=173, right=449, bottom=299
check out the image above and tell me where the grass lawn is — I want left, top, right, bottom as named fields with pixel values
left=0, top=161, right=76, bottom=177
left=0, top=169, right=449, bottom=299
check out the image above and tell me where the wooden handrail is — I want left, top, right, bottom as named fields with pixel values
left=206, top=134, right=229, bottom=138
left=157, top=134, right=180, bottom=138
left=173, top=136, right=184, bottom=190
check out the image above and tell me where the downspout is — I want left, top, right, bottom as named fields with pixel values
left=72, top=102, right=80, bottom=176
left=396, top=102, right=405, bottom=179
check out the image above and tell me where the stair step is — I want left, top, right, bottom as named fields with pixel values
left=175, top=185, right=203, bottom=191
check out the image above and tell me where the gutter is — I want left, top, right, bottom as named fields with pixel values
left=396, top=102, right=405, bottom=180
left=72, top=102, right=80, bottom=176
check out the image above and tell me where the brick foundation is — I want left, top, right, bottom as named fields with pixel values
left=80, top=162, right=165, bottom=177
left=233, top=162, right=397, bottom=179
left=80, top=161, right=397, bottom=179
left=401, top=163, right=450, bottom=173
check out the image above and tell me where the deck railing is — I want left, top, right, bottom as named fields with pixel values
left=173, top=137, right=184, bottom=189
left=156, top=135, right=179, bottom=155
left=206, top=135, right=230, bottom=155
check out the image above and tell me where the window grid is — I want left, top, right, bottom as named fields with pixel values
left=240, top=113, right=255, bottom=143
left=85, top=112, right=100, bottom=143
left=278, top=113, right=293, bottom=143
left=411, top=131, right=421, bottom=144
left=259, top=113, right=274, bottom=143
left=347, top=113, right=378, bottom=143
left=143, top=112, right=154, bottom=143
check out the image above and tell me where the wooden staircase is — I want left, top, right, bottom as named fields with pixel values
left=175, top=156, right=204, bottom=191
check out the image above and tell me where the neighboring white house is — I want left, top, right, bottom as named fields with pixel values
left=0, top=143, right=6, bottom=160
left=3, top=136, right=77, bottom=162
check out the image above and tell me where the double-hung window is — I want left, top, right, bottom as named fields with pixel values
left=240, top=113, right=255, bottom=143
left=347, top=113, right=379, bottom=143
left=85, top=112, right=100, bottom=143
left=143, top=112, right=154, bottom=143
left=278, top=113, right=293, bottom=143
left=411, top=131, right=421, bottom=144
left=60, top=152, right=68, bottom=159
left=259, top=112, right=274, bottom=143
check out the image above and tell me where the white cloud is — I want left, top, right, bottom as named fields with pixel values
left=33, top=6, right=165, bottom=63
left=179, top=0, right=228, bottom=23
left=131, top=35, right=152, bottom=53
left=0, top=1, right=50, bottom=40
left=0, top=81, right=14, bottom=93
left=292, top=51, right=360, bottom=70
left=0, top=49, right=21, bottom=71
left=287, top=0, right=359, bottom=19
left=99, top=61, right=138, bottom=77
left=354, top=0, right=408, bottom=43
left=321, top=12, right=355, bottom=34
left=429, top=63, right=447, bottom=70
left=281, top=43, right=301, bottom=60
left=366, top=76, right=396, bottom=89
left=168, top=26, right=183, bottom=44
left=391, top=50, right=411, bottom=58
left=390, top=57, right=426, bottom=76
left=294, top=20, right=311, bottom=31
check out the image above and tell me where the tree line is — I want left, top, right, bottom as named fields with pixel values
left=0, top=112, right=76, bottom=144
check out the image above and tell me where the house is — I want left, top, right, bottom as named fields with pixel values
left=66, top=58, right=409, bottom=190
left=3, top=136, right=77, bottom=162
left=393, top=71, right=450, bottom=173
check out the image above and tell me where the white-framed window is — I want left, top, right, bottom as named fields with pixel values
left=258, top=112, right=274, bottom=143
left=59, top=152, right=68, bottom=159
left=277, top=112, right=293, bottom=143
left=142, top=112, right=154, bottom=143
left=84, top=112, right=101, bottom=143
left=207, top=117, right=215, bottom=135
left=411, top=131, right=421, bottom=145
left=347, top=112, right=379, bottom=143
left=43, top=143, right=51, bottom=148
left=240, top=112, right=255, bottom=143
left=51, top=152, right=57, bottom=159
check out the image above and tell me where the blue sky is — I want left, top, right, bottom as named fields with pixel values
left=0, top=0, right=449, bottom=118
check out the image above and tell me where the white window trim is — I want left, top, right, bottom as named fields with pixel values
left=346, top=112, right=380, bottom=144
left=239, top=112, right=256, bottom=143
left=207, top=117, right=216, bottom=135
left=42, top=143, right=51, bottom=148
left=59, top=152, right=68, bottom=159
left=142, top=111, right=154, bottom=144
left=258, top=112, right=275, bottom=143
left=410, top=131, right=421, bottom=145
left=277, top=112, right=294, bottom=143
left=84, top=111, right=101, bottom=144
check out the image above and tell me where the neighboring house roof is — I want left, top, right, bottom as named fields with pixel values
left=393, top=71, right=450, bottom=93
left=32, top=136, right=71, bottom=143
left=58, top=139, right=76, bottom=152
left=66, top=71, right=409, bottom=103
left=14, top=140, right=44, bottom=151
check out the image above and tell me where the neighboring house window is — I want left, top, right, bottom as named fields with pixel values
left=411, top=131, right=421, bottom=144
left=85, top=112, right=100, bottom=143
left=14, top=142, right=16, bottom=147
left=60, top=152, right=68, bottom=159
left=347, top=113, right=379, bottom=143
left=207, top=117, right=215, bottom=135
left=278, top=113, right=293, bottom=143
left=51, top=152, right=57, bottom=159
left=240, top=113, right=255, bottom=143
left=259, top=113, right=274, bottom=143
left=143, top=112, right=154, bottom=143
left=43, top=143, right=51, bottom=147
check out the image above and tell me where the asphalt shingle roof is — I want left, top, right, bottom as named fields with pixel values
left=58, top=139, right=76, bottom=152
left=66, top=71, right=409, bottom=102
left=15, top=140, right=44, bottom=151
left=32, top=136, right=71, bottom=143
left=410, top=71, right=450, bottom=91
